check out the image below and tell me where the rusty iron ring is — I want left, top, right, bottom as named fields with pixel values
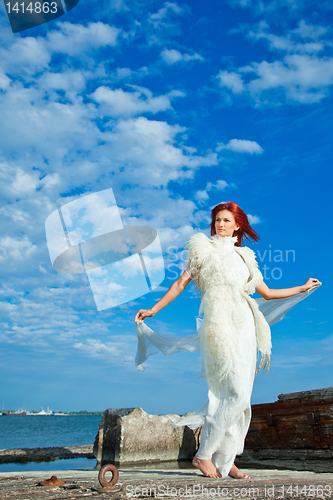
left=98, top=464, right=119, bottom=489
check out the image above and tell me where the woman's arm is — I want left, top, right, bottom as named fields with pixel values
left=134, top=271, right=192, bottom=323
left=256, top=277, right=322, bottom=300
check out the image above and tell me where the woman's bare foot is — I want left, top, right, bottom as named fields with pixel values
left=192, top=456, right=222, bottom=478
left=228, top=463, right=250, bottom=479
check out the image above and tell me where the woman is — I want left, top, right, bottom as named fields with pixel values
left=134, top=202, right=321, bottom=480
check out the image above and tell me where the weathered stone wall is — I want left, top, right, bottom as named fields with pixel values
left=245, top=387, right=333, bottom=450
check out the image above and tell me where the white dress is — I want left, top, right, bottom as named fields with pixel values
left=182, top=235, right=257, bottom=476
left=135, top=233, right=319, bottom=478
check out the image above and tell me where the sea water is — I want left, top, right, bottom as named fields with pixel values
left=0, top=415, right=193, bottom=473
left=0, top=415, right=101, bottom=472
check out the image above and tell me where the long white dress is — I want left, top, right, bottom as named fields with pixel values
left=135, top=233, right=318, bottom=478
left=181, top=234, right=257, bottom=477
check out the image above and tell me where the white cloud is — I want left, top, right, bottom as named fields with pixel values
left=0, top=161, right=42, bottom=200
left=0, top=206, right=29, bottom=224
left=245, top=54, right=333, bottom=103
left=0, top=21, right=214, bottom=196
left=73, top=337, right=135, bottom=364
left=195, top=180, right=229, bottom=203
left=0, top=83, right=216, bottom=196
left=194, top=190, right=209, bottom=202
left=116, top=67, right=132, bottom=79
left=12, top=169, right=40, bottom=196
left=46, top=22, right=121, bottom=56
left=0, top=236, right=37, bottom=261
left=217, top=139, right=263, bottom=154
left=293, top=20, right=328, bottom=39
left=0, top=37, right=51, bottom=74
left=0, top=70, right=11, bottom=91
left=161, top=49, right=204, bottom=65
left=97, top=117, right=218, bottom=187
left=0, top=85, right=101, bottom=171
left=40, top=173, right=62, bottom=190
left=149, top=2, right=184, bottom=24
left=0, top=280, right=118, bottom=350
left=38, top=70, right=86, bottom=96
left=74, top=338, right=118, bottom=356
left=90, top=86, right=179, bottom=117
left=0, top=22, right=120, bottom=78
left=248, top=21, right=325, bottom=54
left=217, top=22, right=333, bottom=105
left=206, top=180, right=229, bottom=190
left=247, top=214, right=261, bottom=225
left=228, top=0, right=308, bottom=15
left=112, top=257, right=144, bottom=278
left=108, top=0, right=129, bottom=12
left=107, top=67, right=150, bottom=84
left=217, top=71, right=244, bottom=94
left=273, top=354, right=325, bottom=369
left=146, top=2, right=188, bottom=46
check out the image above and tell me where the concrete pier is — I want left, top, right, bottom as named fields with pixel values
left=0, top=467, right=332, bottom=499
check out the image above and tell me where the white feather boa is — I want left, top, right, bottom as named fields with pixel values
left=185, top=233, right=272, bottom=380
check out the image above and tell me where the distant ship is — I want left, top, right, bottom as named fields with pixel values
left=2, top=409, right=27, bottom=416
left=1, top=406, right=70, bottom=416
left=34, top=407, right=53, bottom=416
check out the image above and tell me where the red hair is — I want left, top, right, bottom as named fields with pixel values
left=210, top=202, right=260, bottom=247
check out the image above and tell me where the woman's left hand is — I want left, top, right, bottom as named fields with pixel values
left=302, top=278, right=322, bottom=291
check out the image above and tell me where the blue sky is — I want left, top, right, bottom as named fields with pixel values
left=0, top=0, right=332, bottom=414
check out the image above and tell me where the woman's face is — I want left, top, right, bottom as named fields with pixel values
left=215, top=210, right=239, bottom=237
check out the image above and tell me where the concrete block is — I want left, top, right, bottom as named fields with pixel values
left=93, top=407, right=200, bottom=465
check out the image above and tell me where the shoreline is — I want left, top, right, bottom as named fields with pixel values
left=1, top=446, right=333, bottom=475
left=0, top=445, right=94, bottom=464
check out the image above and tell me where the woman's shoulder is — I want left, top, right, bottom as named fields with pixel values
left=236, top=245, right=259, bottom=264
left=184, top=232, right=212, bottom=261
left=185, top=232, right=210, bottom=247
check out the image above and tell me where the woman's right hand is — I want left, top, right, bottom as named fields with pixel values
left=302, top=277, right=322, bottom=291
left=135, top=308, right=155, bottom=323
